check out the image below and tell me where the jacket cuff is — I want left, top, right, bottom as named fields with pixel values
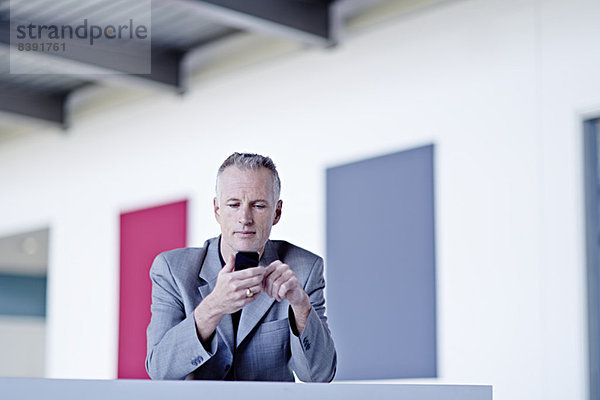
left=186, top=311, right=217, bottom=368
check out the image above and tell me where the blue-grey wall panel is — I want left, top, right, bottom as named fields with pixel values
left=0, top=273, right=47, bottom=317
left=326, top=145, right=437, bottom=380
left=584, top=118, right=600, bottom=400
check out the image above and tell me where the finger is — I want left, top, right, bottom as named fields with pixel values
left=262, top=263, right=277, bottom=277
left=266, top=260, right=283, bottom=270
left=236, top=285, right=263, bottom=307
left=264, top=260, right=283, bottom=278
left=248, top=283, right=263, bottom=296
left=237, top=274, right=266, bottom=289
left=227, top=272, right=264, bottom=296
left=277, top=282, right=290, bottom=301
left=261, top=265, right=277, bottom=295
left=264, top=265, right=284, bottom=296
left=271, top=269, right=290, bottom=288
left=223, top=253, right=235, bottom=273
left=236, top=276, right=265, bottom=293
left=278, top=270, right=297, bottom=300
left=232, top=266, right=266, bottom=280
left=271, top=273, right=288, bottom=301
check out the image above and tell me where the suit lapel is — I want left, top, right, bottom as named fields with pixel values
left=197, top=237, right=234, bottom=354
left=236, top=240, right=278, bottom=347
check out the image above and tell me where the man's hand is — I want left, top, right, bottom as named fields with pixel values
left=194, top=254, right=265, bottom=342
left=208, top=254, right=265, bottom=314
left=263, top=261, right=311, bottom=333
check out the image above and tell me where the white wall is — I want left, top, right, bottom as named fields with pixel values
left=0, top=0, right=598, bottom=399
left=0, top=317, right=45, bottom=377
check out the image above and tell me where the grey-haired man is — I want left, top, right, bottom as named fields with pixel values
left=146, top=153, right=336, bottom=381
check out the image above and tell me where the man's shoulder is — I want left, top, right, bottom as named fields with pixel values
left=154, top=238, right=216, bottom=269
left=159, top=246, right=206, bottom=262
left=269, top=240, right=322, bottom=265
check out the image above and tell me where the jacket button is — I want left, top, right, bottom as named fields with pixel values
left=303, top=337, right=311, bottom=350
left=225, top=364, right=230, bottom=371
left=191, top=356, right=203, bottom=366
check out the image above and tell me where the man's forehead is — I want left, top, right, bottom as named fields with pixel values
left=220, top=167, right=274, bottom=191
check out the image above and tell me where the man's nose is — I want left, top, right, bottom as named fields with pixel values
left=239, top=205, right=253, bottom=225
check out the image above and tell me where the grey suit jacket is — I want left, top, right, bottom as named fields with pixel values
left=145, top=237, right=337, bottom=381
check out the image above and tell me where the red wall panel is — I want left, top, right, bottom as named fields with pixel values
left=118, top=200, right=187, bottom=379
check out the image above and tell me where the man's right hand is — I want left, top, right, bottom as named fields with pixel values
left=193, top=254, right=265, bottom=343
left=207, top=253, right=265, bottom=314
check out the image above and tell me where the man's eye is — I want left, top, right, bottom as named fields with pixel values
left=227, top=204, right=239, bottom=208
left=254, top=204, right=266, bottom=209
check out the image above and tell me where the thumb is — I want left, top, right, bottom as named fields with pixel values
left=223, top=253, right=236, bottom=273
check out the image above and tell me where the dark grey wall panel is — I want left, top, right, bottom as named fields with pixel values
left=326, top=145, right=437, bottom=380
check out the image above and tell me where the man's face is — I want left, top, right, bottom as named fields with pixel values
left=214, top=166, right=282, bottom=258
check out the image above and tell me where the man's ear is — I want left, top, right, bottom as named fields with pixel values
left=213, top=197, right=221, bottom=223
left=272, top=200, right=283, bottom=226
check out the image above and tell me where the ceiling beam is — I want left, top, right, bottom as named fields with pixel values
left=185, top=0, right=339, bottom=45
left=0, top=86, right=72, bottom=128
left=0, top=0, right=342, bottom=127
left=0, top=19, right=186, bottom=91
left=0, top=0, right=339, bottom=94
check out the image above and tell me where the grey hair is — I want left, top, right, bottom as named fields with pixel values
left=215, top=152, right=281, bottom=203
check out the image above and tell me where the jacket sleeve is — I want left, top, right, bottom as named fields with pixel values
left=288, top=257, right=337, bottom=382
left=145, top=253, right=218, bottom=380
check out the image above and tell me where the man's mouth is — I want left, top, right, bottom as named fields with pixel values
left=235, top=231, right=256, bottom=236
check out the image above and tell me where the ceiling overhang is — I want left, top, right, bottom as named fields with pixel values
left=0, top=0, right=375, bottom=128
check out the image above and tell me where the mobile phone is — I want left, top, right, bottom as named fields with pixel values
left=235, top=251, right=260, bottom=271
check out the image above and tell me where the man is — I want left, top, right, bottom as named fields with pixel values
left=145, top=153, right=336, bottom=381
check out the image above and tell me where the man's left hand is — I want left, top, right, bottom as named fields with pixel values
left=263, top=261, right=311, bottom=333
